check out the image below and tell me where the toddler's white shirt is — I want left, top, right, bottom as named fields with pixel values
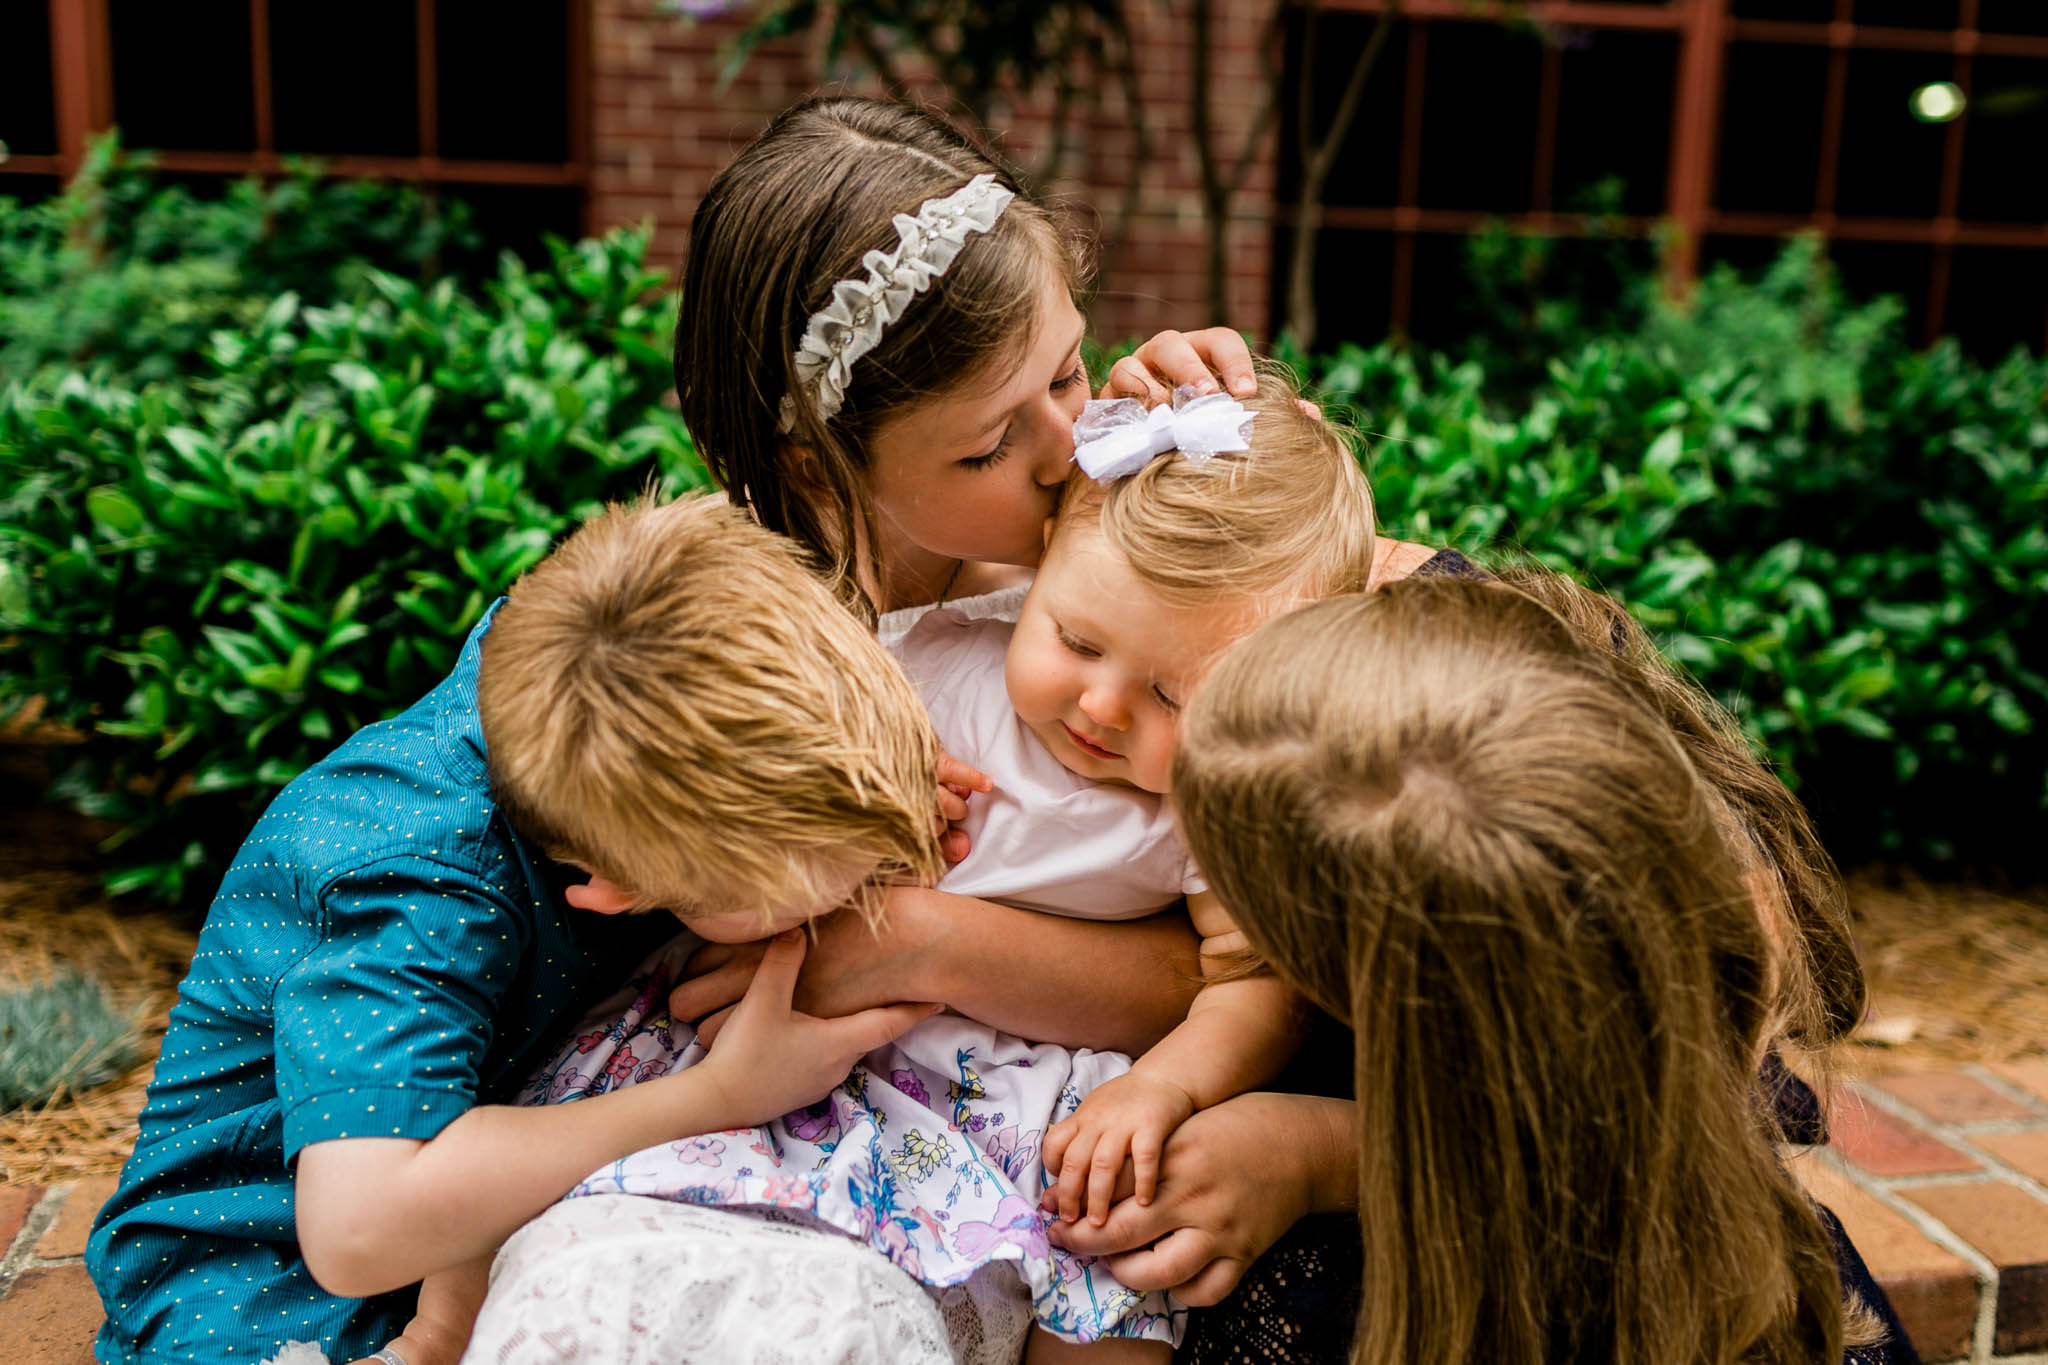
left=886, top=586, right=1206, bottom=919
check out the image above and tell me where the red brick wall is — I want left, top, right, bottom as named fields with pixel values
left=587, top=0, right=1276, bottom=344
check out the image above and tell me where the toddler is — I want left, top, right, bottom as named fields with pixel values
left=495, top=371, right=1377, bottom=1361
left=85, top=498, right=945, bottom=1365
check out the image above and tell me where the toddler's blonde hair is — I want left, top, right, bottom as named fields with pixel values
left=1065, top=368, right=1377, bottom=609
left=479, top=497, right=944, bottom=919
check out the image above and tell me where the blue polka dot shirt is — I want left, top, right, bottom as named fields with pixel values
left=86, top=605, right=669, bottom=1363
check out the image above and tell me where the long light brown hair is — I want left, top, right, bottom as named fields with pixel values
left=675, top=95, right=1086, bottom=610
left=1174, top=577, right=1852, bottom=1365
left=1491, top=564, right=1864, bottom=1048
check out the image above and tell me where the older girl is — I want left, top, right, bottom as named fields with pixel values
left=376, top=94, right=1435, bottom=1365
left=1158, top=576, right=1911, bottom=1365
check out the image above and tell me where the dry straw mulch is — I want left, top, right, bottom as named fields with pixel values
left=0, top=744, right=198, bottom=1184
left=1846, top=868, right=2048, bottom=1068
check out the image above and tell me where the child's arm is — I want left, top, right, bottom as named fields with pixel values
left=675, top=885, right=1205, bottom=1056
left=1041, top=889, right=1305, bottom=1225
left=296, top=931, right=939, bottom=1299
left=349, top=1257, right=493, bottom=1365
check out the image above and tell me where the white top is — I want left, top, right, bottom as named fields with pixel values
left=887, top=587, right=1205, bottom=920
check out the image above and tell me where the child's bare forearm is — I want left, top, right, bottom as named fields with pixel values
left=297, top=1066, right=749, bottom=1298
left=373, top=1255, right=493, bottom=1365
left=303, top=927, right=938, bottom=1300
left=904, top=888, right=1203, bottom=1054
left=1130, top=975, right=1303, bottom=1111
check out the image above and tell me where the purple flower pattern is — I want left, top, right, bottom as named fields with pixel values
left=525, top=937, right=1180, bottom=1345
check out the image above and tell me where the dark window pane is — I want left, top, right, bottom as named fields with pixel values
left=1958, top=58, right=2048, bottom=222
left=1274, top=226, right=1394, bottom=350
left=1278, top=12, right=1408, bottom=209
left=1856, top=0, right=1960, bottom=28
left=1947, top=247, right=2048, bottom=361
left=1554, top=29, right=1677, bottom=215
left=1701, top=233, right=1786, bottom=277
left=1732, top=0, right=1833, bottom=19
left=1828, top=238, right=1931, bottom=341
left=437, top=1, right=571, bottom=163
left=1835, top=48, right=1952, bottom=218
left=1979, top=1, right=2048, bottom=36
left=1716, top=44, right=1830, bottom=214
left=109, top=0, right=254, bottom=151
left=2, top=1, right=57, bottom=157
left=438, top=183, right=584, bottom=276
left=272, top=2, right=418, bottom=157
left=1405, top=231, right=1467, bottom=350
left=0, top=174, right=62, bottom=208
left=1416, top=22, right=1542, bottom=214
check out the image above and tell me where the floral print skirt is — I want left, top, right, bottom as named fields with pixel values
left=519, top=937, right=1185, bottom=1347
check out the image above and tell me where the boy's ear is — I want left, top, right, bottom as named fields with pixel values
left=564, top=875, right=636, bottom=916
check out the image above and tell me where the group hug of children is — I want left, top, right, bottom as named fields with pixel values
left=85, top=96, right=1917, bottom=1365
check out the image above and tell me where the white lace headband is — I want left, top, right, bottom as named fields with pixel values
left=777, top=172, right=1016, bottom=432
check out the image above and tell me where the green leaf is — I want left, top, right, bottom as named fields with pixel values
left=201, top=626, right=276, bottom=678
left=0, top=560, right=28, bottom=626
left=86, top=486, right=146, bottom=537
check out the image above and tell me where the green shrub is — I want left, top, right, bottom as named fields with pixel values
left=0, top=136, right=474, bottom=387
left=0, top=970, right=140, bottom=1114
left=1306, top=237, right=2048, bottom=872
left=1, top=228, right=707, bottom=903
left=4, top=149, right=2042, bottom=896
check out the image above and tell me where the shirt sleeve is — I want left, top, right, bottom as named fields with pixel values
left=274, top=854, right=528, bottom=1159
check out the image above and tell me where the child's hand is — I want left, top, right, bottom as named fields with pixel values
left=936, top=751, right=992, bottom=863
left=1042, top=1071, right=1197, bottom=1226
left=347, top=1256, right=492, bottom=1365
left=1103, top=328, right=1258, bottom=407
left=696, top=929, right=942, bottom=1124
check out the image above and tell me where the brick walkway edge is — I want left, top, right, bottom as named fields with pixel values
left=7, top=1065, right=2048, bottom=1363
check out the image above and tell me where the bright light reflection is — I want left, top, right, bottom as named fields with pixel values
left=1910, top=82, right=1966, bottom=123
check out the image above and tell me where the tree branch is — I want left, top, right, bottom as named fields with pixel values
left=1285, top=0, right=1398, bottom=348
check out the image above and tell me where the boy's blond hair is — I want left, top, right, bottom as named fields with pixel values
left=478, top=497, right=943, bottom=918
left=1065, top=367, right=1377, bottom=608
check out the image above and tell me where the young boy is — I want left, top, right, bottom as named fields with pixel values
left=86, top=498, right=947, bottom=1364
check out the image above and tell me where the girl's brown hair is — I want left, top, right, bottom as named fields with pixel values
left=1173, top=577, right=1857, bottom=1365
left=676, top=95, right=1085, bottom=609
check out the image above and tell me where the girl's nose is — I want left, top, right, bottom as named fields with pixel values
left=1079, top=683, right=1130, bottom=731
left=1030, top=394, right=1079, bottom=487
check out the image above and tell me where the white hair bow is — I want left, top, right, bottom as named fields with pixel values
left=1070, top=386, right=1258, bottom=482
left=778, top=173, right=1016, bottom=432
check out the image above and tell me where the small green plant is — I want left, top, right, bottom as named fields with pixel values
left=0, top=970, right=141, bottom=1114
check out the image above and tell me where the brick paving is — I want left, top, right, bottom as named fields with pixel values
left=1794, top=1062, right=2048, bottom=1363
left=7, top=1067, right=2048, bottom=1362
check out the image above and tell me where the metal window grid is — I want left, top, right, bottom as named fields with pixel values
left=24, top=0, right=591, bottom=218
left=1289, top=0, right=2048, bottom=350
